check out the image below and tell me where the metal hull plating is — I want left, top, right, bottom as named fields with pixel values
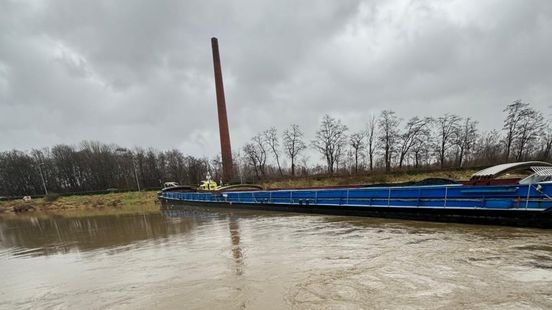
left=159, top=183, right=552, bottom=228
left=160, top=199, right=552, bottom=228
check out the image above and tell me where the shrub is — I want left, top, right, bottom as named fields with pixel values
left=44, top=192, right=60, bottom=202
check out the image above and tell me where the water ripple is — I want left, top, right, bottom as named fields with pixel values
left=1, top=210, right=552, bottom=309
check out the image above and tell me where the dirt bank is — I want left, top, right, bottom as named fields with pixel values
left=0, top=191, right=159, bottom=216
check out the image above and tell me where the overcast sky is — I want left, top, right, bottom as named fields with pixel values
left=1, top=0, right=552, bottom=159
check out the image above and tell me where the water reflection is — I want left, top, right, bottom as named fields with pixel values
left=229, top=217, right=244, bottom=276
left=1, top=208, right=550, bottom=259
left=163, top=208, right=245, bottom=275
left=162, top=208, right=246, bottom=275
left=0, top=212, right=202, bottom=257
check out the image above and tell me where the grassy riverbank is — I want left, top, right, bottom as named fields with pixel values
left=0, top=191, right=159, bottom=216
left=261, top=168, right=477, bottom=189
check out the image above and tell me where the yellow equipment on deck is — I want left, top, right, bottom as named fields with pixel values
left=199, top=179, right=219, bottom=191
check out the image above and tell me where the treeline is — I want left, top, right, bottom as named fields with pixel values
left=1, top=100, right=551, bottom=196
left=239, top=100, right=552, bottom=178
left=0, top=142, right=211, bottom=196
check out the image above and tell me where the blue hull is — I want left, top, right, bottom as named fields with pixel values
left=159, top=183, right=552, bottom=228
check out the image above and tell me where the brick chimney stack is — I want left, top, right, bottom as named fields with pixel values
left=211, top=37, right=233, bottom=183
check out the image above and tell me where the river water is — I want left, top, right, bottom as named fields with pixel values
left=1, top=207, right=552, bottom=309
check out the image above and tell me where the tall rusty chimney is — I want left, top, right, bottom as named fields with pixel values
left=211, top=37, right=233, bottom=183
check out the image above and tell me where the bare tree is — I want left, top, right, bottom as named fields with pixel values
left=397, top=116, right=430, bottom=169
left=366, top=115, right=377, bottom=172
left=455, top=117, right=479, bottom=167
left=186, top=156, right=209, bottom=185
left=473, top=130, right=503, bottom=166
left=263, top=127, right=283, bottom=176
left=513, top=106, right=544, bottom=160
left=312, top=114, right=348, bottom=174
left=377, top=110, right=400, bottom=172
left=349, top=131, right=366, bottom=174
left=210, top=155, right=223, bottom=183
left=334, top=136, right=347, bottom=173
left=242, top=149, right=261, bottom=179
left=434, top=114, right=461, bottom=169
left=164, top=149, right=186, bottom=185
left=540, top=123, right=552, bottom=161
left=241, top=134, right=268, bottom=179
left=242, top=143, right=259, bottom=179
left=503, top=100, right=529, bottom=161
left=410, top=127, right=432, bottom=168
left=282, top=124, right=307, bottom=177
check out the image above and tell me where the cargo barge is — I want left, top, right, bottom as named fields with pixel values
left=159, top=162, right=552, bottom=228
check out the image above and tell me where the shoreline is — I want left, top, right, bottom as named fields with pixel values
left=0, top=191, right=159, bottom=217
left=0, top=168, right=490, bottom=217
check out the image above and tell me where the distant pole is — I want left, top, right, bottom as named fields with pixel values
left=211, top=37, right=234, bottom=183
left=38, top=163, right=48, bottom=195
left=133, top=160, right=141, bottom=192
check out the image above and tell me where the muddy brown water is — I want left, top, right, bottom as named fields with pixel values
left=1, top=207, right=552, bottom=309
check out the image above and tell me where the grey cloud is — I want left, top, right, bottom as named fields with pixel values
left=1, top=0, right=551, bottom=160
